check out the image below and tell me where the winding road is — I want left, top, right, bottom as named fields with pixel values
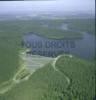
left=51, top=55, right=72, bottom=85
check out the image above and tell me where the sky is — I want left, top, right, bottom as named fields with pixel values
left=0, top=0, right=95, bottom=14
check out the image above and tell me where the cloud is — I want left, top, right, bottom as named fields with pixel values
left=0, top=0, right=95, bottom=14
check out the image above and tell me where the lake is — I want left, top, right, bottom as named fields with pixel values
left=22, top=32, right=95, bottom=60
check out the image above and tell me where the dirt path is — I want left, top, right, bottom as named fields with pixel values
left=51, top=55, right=72, bottom=85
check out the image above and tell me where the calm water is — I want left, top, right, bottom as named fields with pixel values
left=23, top=32, right=95, bottom=60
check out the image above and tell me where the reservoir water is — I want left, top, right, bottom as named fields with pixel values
left=22, top=32, right=95, bottom=60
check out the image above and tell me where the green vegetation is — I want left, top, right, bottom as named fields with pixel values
left=0, top=32, right=20, bottom=84
left=0, top=19, right=83, bottom=39
left=0, top=50, right=53, bottom=94
left=56, top=55, right=95, bottom=100
left=0, top=55, right=95, bottom=100
left=66, top=19, right=95, bottom=34
left=0, top=18, right=95, bottom=100
left=0, top=18, right=84, bottom=84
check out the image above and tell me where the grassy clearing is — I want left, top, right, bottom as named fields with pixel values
left=20, top=50, right=53, bottom=70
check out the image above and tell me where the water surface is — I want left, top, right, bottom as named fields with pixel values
left=23, top=32, right=95, bottom=60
